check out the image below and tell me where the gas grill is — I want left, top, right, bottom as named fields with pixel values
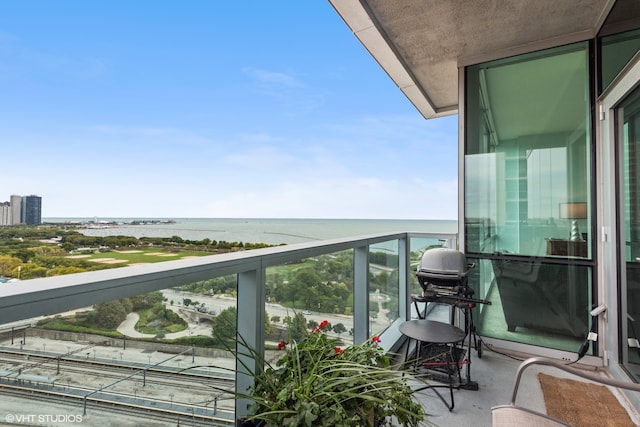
left=408, top=248, right=491, bottom=393
left=414, top=248, right=491, bottom=312
left=416, top=247, right=479, bottom=302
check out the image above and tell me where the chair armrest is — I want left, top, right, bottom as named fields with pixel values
left=508, top=357, right=640, bottom=405
left=492, top=405, right=569, bottom=426
left=492, top=357, right=640, bottom=427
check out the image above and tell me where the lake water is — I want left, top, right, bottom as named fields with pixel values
left=44, top=218, right=458, bottom=245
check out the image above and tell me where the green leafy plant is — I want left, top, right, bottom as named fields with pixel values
left=235, top=320, right=427, bottom=427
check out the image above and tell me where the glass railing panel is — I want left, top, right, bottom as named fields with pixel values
left=369, top=240, right=399, bottom=338
left=0, top=283, right=238, bottom=425
left=408, top=237, right=452, bottom=321
left=265, top=249, right=355, bottom=351
left=470, top=257, right=591, bottom=352
left=175, top=275, right=238, bottom=419
left=0, top=231, right=459, bottom=424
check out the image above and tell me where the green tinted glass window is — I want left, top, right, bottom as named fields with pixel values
left=465, top=43, right=591, bottom=258
left=601, top=29, right=640, bottom=91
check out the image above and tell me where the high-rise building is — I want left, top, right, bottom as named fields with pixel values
left=22, top=195, right=42, bottom=226
left=9, top=195, right=21, bottom=225
left=0, top=202, right=11, bottom=226
left=0, top=194, right=42, bottom=226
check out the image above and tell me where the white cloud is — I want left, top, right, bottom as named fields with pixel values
left=223, top=146, right=298, bottom=171
left=242, top=67, right=304, bottom=88
left=240, top=66, right=324, bottom=112
left=86, top=125, right=214, bottom=147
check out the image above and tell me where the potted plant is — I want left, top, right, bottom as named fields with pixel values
left=233, top=320, right=427, bottom=427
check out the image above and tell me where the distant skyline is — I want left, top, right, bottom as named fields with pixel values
left=0, top=1, right=458, bottom=220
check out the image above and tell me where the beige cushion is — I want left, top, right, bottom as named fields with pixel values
left=492, top=405, right=570, bottom=427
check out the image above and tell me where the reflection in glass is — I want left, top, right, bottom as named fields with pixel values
left=471, top=258, right=590, bottom=352
left=600, top=28, right=640, bottom=92
left=465, top=42, right=591, bottom=259
left=464, top=41, right=594, bottom=353
left=619, top=85, right=640, bottom=377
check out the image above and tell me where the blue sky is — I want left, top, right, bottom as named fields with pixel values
left=0, top=1, right=458, bottom=219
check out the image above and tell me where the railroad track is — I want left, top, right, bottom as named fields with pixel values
left=0, top=352, right=234, bottom=392
left=0, top=348, right=233, bottom=379
left=0, top=384, right=235, bottom=426
left=0, top=349, right=237, bottom=425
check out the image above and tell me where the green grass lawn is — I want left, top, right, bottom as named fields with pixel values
left=136, top=306, right=188, bottom=335
left=268, top=258, right=317, bottom=275
left=69, top=247, right=211, bottom=265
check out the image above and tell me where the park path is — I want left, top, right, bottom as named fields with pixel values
left=116, top=312, right=197, bottom=339
left=118, top=306, right=211, bottom=339
left=117, top=313, right=152, bottom=338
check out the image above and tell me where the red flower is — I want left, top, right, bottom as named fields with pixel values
left=335, top=347, right=344, bottom=354
left=277, top=340, right=288, bottom=350
left=371, top=336, right=381, bottom=343
left=312, top=320, right=330, bottom=333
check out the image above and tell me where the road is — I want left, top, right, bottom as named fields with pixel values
left=162, top=288, right=357, bottom=327
left=117, top=288, right=393, bottom=341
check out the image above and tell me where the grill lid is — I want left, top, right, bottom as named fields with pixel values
left=416, top=248, right=473, bottom=281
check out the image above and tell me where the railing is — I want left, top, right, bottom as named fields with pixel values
left=0, top=231, right=457, bottom=421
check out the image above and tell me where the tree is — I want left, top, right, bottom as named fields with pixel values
left=94, top=301, right=127, bottom=329
left=121, top=298, right=133, bottom=313
left=294, top=268, right=322, bottom=289
left=130, top=291, right=166, bottom=311
left=265, top=312, right=274, bottom=337
left=286, top=312, right=308, bottom=342
left=48, top=266, right=87, bottom=276
left=333, top=323, right=347, bottom=337
left=11, top=249, right=35, bottom=263
left=273, top=268, right=324, bottom=309
left=60, top=242, right=75, bottom=252
left=211, top=306, right=237, bottom=344
left=16, top=264, right=47, bottom=279
left=0, top=255, right=22, bottom=277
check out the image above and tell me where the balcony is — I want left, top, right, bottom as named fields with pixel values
left=0, top=231, right=637, bottom=426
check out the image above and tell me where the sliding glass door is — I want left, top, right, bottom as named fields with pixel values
left=464, top=42, right=593, bottom=353
left=617, top=85, right=640, bottom=378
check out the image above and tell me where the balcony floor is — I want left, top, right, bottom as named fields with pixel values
left=1, top=335, right=639, bottom=426
left=408, top=349, right=541, bottom=426
left=408, top=347, right=640, bottom=427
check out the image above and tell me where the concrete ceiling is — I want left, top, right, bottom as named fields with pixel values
left=329, top=0, right=618, bottom=119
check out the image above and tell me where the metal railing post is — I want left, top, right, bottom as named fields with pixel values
left=235, top=266, right=265, bottom=418
left=354, top=245, right=369, bottom=344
